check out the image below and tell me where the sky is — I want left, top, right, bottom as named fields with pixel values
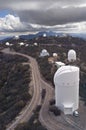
left=0, top=0, right=86, bottom=36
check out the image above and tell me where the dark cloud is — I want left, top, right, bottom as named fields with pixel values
left=17, top=7, right=86, bottom=26
left=0, top=0, right=86, bottom=26
left=0, top=0, right=86, bottom=33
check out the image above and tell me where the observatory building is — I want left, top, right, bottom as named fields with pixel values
left=68, top=49, right=76, bottom=62
left=53, top=53, right=58, bottom=57
left=5, top=42, right=10, bottom=46
left=14, top=35, right=19, bottom=40
left=43, top=33, right=47, bottom=37
left=34, top=42, right=38, bottom=46
left=55, top=61, right=65, bottom=68
left=18, top=42, right=25, bottom=46
left=54, top=65, right=79, bottom=115
left=40, top=49, right=49, bottom=57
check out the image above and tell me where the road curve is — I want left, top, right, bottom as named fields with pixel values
left=1, top=49, right=42, bottom=130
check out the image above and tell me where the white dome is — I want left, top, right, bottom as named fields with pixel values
left=40, top=49, right=49, bottom=57
left=25, top=44, right=28, bottom=47
left=15, top=35, right=19, bottom=40
left=34, top=42, right=38, bottom=46
left=42, top=49, right=47, bottom=53
left=53, top=53, right=57, bottom=57
left=54, top=65, right=79, bottom=115
left=5, top=42, right=10, bottom=46
left=68, top=49, right=76, bottom=62
left=9, top=44, right=13, bottom=46
left=43, top=33, right=47, bottom=37
left=19, top=42, right=24, bottom=46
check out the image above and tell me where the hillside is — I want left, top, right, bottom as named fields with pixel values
left=0, top=53, right=31, bottom=130
left=0, top=35, right=86, bottom=129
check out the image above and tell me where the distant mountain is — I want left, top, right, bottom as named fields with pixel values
left=69, top=33, right=86, bottom=39
left=37, top=31, right=57, bottom=36
left=20, top=31, right=58, bottom=40
left=0, top=36, right=13, bottom=43
left=0, top=32, right=86, bottom=43
left=20, top=32, right=86, bottom=40
left=20, top=34, right=35, bottom=40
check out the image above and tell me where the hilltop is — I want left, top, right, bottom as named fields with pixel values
left=0, top=34, right=86, bottom=130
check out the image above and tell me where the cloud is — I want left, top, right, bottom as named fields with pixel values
left=30, top=21, right=86, bottom=33
left=0, top=14, right=28, bottom=32
left=0, top=0, right=86, bottom=33
left=16, top=6, right=86, bottom=26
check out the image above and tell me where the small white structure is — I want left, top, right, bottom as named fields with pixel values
left=59, top=33, right=68, bottom=38
left=55, top=61, right=65, bottom=68
left=25, top=44, right=29, bottom=47
left=43, top=33, right=47, bottom=37
left=54, top=65, right=79, bottom=115
left=19, top=42, right=25, bottom=46
left=53, top=53, right=58, bottom=57
left=34, top=42, right=38, bottom=46
left=5, top=42, right=10, bottom=46
left=68, top=49, right=76, bottom=62
left=9, top=44, right=13, bottom=46
left=40, top=49, right=49, bottom=57
left=14, top=35, right=19, bottom=40
left=55, top=34, right=58, bottom=37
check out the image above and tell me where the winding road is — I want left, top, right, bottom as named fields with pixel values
left=1, top=48, right=85, bottom=130
left=2, top=49, right=42, bottom=130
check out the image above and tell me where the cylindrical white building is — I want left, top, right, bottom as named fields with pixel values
left=54, top=65, right=79, bottom=115
left=68, top=49, right=76, bottom=62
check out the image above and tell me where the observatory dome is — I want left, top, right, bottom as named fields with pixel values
left=40, top=49, right=49, bottom=57
left=53, top=53, right=57, bottom=57
left=42, top=49, right=47, bottom=53
left=43, top=33, right=47, bottom=37
left=68, top=49, right=76, bottom=62
left=5, top=42, right=10, bottom=46
left=15, top=35, right=19, bottom=40
left=25, top=44, right=28, bottom=47
left=19, top=42, right=24, bottom=46
left=54, top=65, right=79, bottom=115
left=34, top=42, right=38, bottom=46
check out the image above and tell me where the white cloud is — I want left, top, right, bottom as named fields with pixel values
left=0, top=1, right=86, bottom=34
left=0, top=14, right=26, bottom=32
left=0, top=14, right=86, bottom=34
left=30, top=21, right=86, bottom=33
left=62, top=4, right=86, bottom=9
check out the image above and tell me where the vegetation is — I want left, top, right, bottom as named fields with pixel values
left=49, top=105, right=61, bottom=116
left=15, top=105, right=47, bottom=130
left=49, top=99, right=55, bottom=106
left=49, top=99, right=61, bottom=116
left=37, top=57, right=54, bottom=84
left=80, top=72, right=86, bottom=103
left=0, top=53, right=31, bottom=130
